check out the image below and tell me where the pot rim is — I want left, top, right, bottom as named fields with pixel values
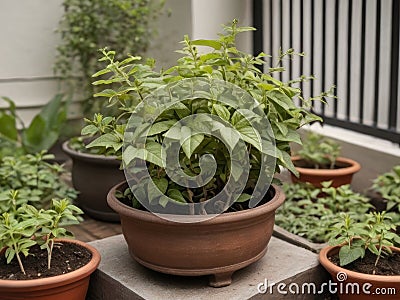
left=319, top=245, right=400, bottom=281
left=291, top=156, right=361, bottom=176
left=62, top=139, right=120, bottom=162
left=0, top=239, right=101, bottom=289
left=107, top=180, right=285, bottom=225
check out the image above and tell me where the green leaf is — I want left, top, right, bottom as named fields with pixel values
left=339, top=245, right=365, bottom=266
left=236, top=125, right=261, bottom=151
left=191, top=39, right=222, bottom=50
left=145, top=141, right=164, bottom=167
left=181, top=130, right=204, bottom=159
left=219, top=126, right=239, bottom=150
left=167, top=189, right=186, bottom=203
left=81, top=124, right=98, bottom=136
left=86, top=133, right=120, bottom=149
left=236, top=193, right=251, bottom=203
left=0, top=114, right=18, bottom=141
left=153, top=177, right=168, bottom=194
left=213, top=104, right=230, bottom=121
left=148, top=120, right=177, bottom=136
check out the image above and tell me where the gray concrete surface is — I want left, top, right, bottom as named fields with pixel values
left=87, top=234, right=331, bottom=300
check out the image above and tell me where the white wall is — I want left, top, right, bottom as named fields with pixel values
left=0, top=0, right=65, bottom=122
left=0, top=0, right=198, bottom=124
left=191, top=0, right=253, bottom=53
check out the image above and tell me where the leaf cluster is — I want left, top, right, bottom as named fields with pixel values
left=0, top=151, right=78, bottom=214
left=0, top=95, right=68, bottom=156
left=296, top=132, right=341, bottom=169
left=328, top=212, right=400, bottom=270
left=275, top=181, right=372, bottom=243
left=80, top=20, right=335, bottom=209
left=0, top=199, right=83, bottom=275
left=371, top=165, right=400, bottom=213
left=54, top=0, right=165, bottom=115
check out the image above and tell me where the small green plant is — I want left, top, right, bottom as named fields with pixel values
left=371, top=165, right=400, bottom=212
left=0, top=151, right=77, bottom=213
left=296, top=132, right=341, bottom=169
left=54, top=0, right=165, bottom=115
left=0, top=199, right=83, bottom=275
left=0, top=94, right=67, bottom=156
left=276, top=181, right=372, bottom=243
left=328, top=212, right=400, bottom=272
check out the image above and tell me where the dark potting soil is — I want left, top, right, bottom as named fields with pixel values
left=0, top=242, right=92, bottom=280
left=293, top=159, right=349, bottom=170
left=329, top=251, right=400, bottom=276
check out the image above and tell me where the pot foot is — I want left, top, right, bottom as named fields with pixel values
left=208, top=271, right=234, bottom=287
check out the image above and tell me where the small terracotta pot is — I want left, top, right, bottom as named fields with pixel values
left=291, top=156, right=361, bottom=188
left=319, top=245, right=400, bottom=299
left=107, top=181, right=285, bottom=287
left=0, top=239, right=101, bottom=300
left=62, top=140, right=125, bottom=222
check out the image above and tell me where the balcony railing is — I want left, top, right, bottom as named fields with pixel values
left=253, top=0, right=400, bottom=144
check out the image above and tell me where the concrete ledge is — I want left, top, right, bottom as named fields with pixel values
left=87, top=235, right=331, bottom=299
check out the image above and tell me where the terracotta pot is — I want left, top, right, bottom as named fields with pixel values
left=107, top=181, right=285, bottom=287
left=0, top=239, right=101, bottom=300
left=319, top=245, right=400, bottom=299
left=62, top=140, right=125, bottom=222
left=291, top=156, right=361, bottom=188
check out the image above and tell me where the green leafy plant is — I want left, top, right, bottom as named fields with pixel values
left=0, top=94, right=67, bottom=156
left=54, top=0, right=165, bottom=115
left=0, top=199, right=83, bottom=275
left=0, top=151, right=77, bottom=214
left=80, top=20, right=334, bottom=211
left=296, top=132, right=341, bottom=169
left=371, top=165, right=400, bottom=212
left=328, top=212, right=400, bottom=272
left=275, top=181, right=372, bottom=243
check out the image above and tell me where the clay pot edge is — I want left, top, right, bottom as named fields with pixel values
left=319, top=244, right=400, bottom=282
left=0, top=239, right=101, bottom=289
left=291, top=156, right=361, bottom=177
left=107, top=180, right=286, bottom=226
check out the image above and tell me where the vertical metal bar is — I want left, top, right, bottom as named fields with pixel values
left=300, top=0, right=304, bottom=94
left=279, top=0, right=283, bottom=81
left=321, top=0, right=326, bottom=116
left=346, top=0, right=353, bottom=121
left=270, top=0, right=274, bottom=63
left=310, top=0, right=315, bottom=105
left=289, top=0, right=293, bottom=81
left=389, top=0, right=399, bottom=130
left=373, top=0, right=381, bottom=127
left=252, top=0, right=264, bottom=72
left=333, top=0, right=339, bottom=118
left=359, top=0, right=366, bottom=124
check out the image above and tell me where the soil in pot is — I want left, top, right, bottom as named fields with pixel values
left=0, top=242, right=92, bottom=280
left=329, top=251, right=400, bottom=276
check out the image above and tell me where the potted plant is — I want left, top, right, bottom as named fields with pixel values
left=0, top=198, right=101, bottom=300
left=291, top=132, right=361, bottom=187
left=62, top=136, right=125, bottom=222
left=61, top=55, right=163, bottom=222
left=89, top=20, right=332, bottom=287
left=369, top=165, right=400, bottom=216
left=274, top=181, right=372, bottom=252
left=319, top=212, right=400, bottom=299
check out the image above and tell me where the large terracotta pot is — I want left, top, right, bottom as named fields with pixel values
left=107, top=181, right=285, bottom=287
left=0, top=239, right=101, bottom=300
left=319, top=245, right=400, bottom=299
left=291, top=156, right=361, bottom=188
left=62, top=140, right=125, bottom=222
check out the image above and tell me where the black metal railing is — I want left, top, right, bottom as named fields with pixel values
left=253, top=0, right=400, bottom=144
